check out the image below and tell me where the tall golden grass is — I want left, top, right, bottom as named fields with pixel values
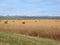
left=0, top=19, right=60, bottom=40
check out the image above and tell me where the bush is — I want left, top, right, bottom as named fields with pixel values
left=35, top=20, right=37, bottom=22
left=22, top=21, right=25, bottom=24
left=12, top=21, right=15, bottom=22
left=4, top=21, right=8, bottom=24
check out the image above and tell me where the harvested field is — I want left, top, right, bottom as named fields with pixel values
left=0, top=19, right=60, bottom=40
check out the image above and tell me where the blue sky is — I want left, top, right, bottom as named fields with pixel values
left=0, top=0, right=60, bottom=16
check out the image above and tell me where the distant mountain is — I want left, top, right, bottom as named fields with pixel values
left=0, top=16, right=60, bottom=18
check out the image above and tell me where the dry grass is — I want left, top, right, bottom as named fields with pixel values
left=0, top=19, right=60, bottom=40
left=0, top=32, right=60, bottom=45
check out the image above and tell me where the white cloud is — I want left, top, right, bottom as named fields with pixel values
left=0, top=9, right=46, bottom=16
left=0, top=9, right=60, bottom=16
left=52, top=13, right=60, bottom=16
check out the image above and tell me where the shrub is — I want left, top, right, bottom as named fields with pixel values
left=22, top=21, right=25, bottom=24
left=4, top=20, right=8, bottom=24
left=12, top=21, right=15, bottom=22
left=35, top=20, right=37, bottom=22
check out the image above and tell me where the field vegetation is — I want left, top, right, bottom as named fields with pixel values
left=0, top=19, right=60, bottom=40
left=0, top=32, right=60, bottom=45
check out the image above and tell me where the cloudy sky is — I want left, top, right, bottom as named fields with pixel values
left=0, top=0, right=60, bottom=16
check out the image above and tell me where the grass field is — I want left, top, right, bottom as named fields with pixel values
left=0, top=19, right=60, bottom=40
left=0, top=32, right=60, bottom=45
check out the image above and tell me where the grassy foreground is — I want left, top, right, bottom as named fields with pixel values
left=0, top=32, right=60, bottom=45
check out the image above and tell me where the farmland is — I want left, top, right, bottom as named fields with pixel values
left=0, top=19, right=60, bottom=40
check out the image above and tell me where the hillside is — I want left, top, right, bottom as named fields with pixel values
left=0, top=32, right=60, bottom=45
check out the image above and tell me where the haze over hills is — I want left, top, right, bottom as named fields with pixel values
left=0, top=15, right=60, bottom=18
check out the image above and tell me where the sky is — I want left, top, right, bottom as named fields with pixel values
left=0, top=0, right=60, bottom=16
